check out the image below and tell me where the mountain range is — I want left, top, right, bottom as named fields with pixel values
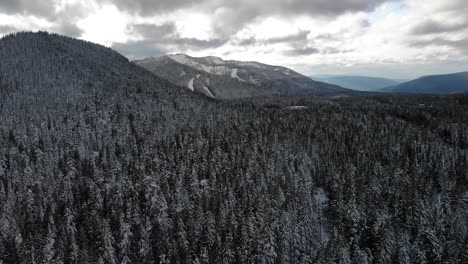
left=135, top=54, right=355, bottom=99
left=382, top=72, right=468, bottom=94
left=311, top=75, right=402, bottom=91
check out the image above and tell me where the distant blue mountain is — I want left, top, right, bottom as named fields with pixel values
left=382, top=72, right=468, bottom=94
left=311, top=75, right=401, bottom=91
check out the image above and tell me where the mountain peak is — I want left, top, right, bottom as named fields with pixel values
left=166, top=53, right=194, bottom=64
left=135, top=54, right=354, bottom=99
left=200, top=56, right=225, bottom=65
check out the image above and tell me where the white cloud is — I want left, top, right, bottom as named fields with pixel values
left=78, top=4, right=131, bottom=45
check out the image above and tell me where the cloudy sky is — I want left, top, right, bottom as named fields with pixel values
left=1, top=0, right=468, bottom=79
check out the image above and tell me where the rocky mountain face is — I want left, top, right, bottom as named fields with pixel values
left=135, top=54, right=354, bottom=99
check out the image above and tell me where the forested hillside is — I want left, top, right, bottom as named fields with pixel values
left=0, top=32, right=467, bottom=263
left=382, top=72, right=468, bottom=94
left=311, top=75, right=400, bottom=91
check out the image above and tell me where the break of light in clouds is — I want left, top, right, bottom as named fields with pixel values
left=1, top=0, right=468, bottom=79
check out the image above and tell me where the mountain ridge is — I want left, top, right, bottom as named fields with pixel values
left=135, top=54, right=356, bottom=99
left=311, top=75, right=401, bottom=91
left=382, top=71, right=468, bottom=94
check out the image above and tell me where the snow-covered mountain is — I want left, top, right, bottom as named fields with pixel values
left=135, top=54, right=354, bottom=99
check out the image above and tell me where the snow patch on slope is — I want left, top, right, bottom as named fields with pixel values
left=231, top=68, right=245, bottom=82
left=203, top=56, right=224, bottom=65
left=169, top=54, right=247, bottom=81
left=231, top=68, right=238, bottom=79
left=228, top=60, right=265, bottom=69
left=314, top=188, right=329, bottom=242
left=168, top=54, right=194, bottom=66
left=287, top=106, right=309, bottom=110
left=187, top=78, right=195, bottom=91
left=202, top=85, right=214, bottom=98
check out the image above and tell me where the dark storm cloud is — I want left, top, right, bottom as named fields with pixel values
left=412, top=20, right=468, bottom=35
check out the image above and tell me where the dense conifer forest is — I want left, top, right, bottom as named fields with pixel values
left=0, top=32, right=467, bottom=263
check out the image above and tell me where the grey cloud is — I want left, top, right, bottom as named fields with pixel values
left=283, top=47, right=319, bottom=56
left=0, top=0, right=56, bottom=17
left=440, top=0, right=468, bottom=16
left=130, top=22, right=228, bottom=50
left=0, top=0, right=88, bottom=39
left=412, top=20, right=468, bottom=35
left=410, top=37, right=468, bottom=48
left=0, top=25, right=17, bottom=35
left=101, top=0, right=198, bottom=16
left=270, top=0, right=389, bottom=15
left=320, top=47, right=354, bottom=54
left=267, top=30, right=310, bottom=44
left=103, top=0, right=391, bottom=39
left=52, top=22, right=84, bottom=38
left=172, top=37, right=227, bottom=49
left=314, top=33, right=339, bottom=41
left=114, top=23, right=228, bottom=58
left=408, top=36, right=468, bottom=56
left=113, top=36, right=226, bottom=60
left=1, top=0, right=393, bottom=55
left=236, top=30, right=310, bottom=47
left=213, top=1, right=388, bottom=39
left=1, top=0, right=390, bottom=26
left=237, top=37, right=256, bottom=46
left=129, top=23, right=177, bottom=39
left=295, top=60, right=468, bottom=80
left=105, top=0, right=390, bottom=17
left=112, top=40, right=167, bottom=60
left=210, top=5, right=261, bottom=39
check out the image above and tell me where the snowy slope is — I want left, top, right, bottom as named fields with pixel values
left=135, top=54, right=355, bottom=99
